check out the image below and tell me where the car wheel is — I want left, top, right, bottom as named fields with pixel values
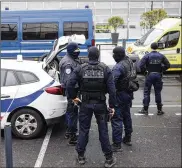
left=11, top=108, right=44, bottom=139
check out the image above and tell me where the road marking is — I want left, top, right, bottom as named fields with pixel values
left=175, top=113, right=181, bottom=116
left=132, top=105, right=181, bottom=108
left=134, top=113, right=154, bottom=116
left=133, top=124, right=181, bottom=129
left=34, top=126, right=53, bottom=168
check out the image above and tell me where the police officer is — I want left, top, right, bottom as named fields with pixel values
left=138, top=42, right=170, bottom=115
left=66, top=46, right=117, bottom=168
left=111, top=46, right=138, bottom=149
left=59, top=42, right=81, bottom=145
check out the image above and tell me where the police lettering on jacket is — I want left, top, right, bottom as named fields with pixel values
left=83, top=69, right=104, bottom=78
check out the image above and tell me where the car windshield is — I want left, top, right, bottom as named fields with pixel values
left=135, top=28, right=164, bottom=46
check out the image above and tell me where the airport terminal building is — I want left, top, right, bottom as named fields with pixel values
left=1, top=1, right=181, bottom=39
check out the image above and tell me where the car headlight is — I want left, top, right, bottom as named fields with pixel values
left=126, top=46, right=133, bottom=54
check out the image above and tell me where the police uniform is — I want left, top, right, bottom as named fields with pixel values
left=139, top=42, right=170, bottom=115
left=66, top=47, right=117, bottom=168
left=59, top=42, right=81, bottom=145
left=111, top=46, right=138, bottom=149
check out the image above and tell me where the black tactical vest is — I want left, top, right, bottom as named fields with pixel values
left=80, top=62, right=107, bottom=102
left=116, top=57, right=137, bottom=91
left=147, top=57, right=162, bottom=73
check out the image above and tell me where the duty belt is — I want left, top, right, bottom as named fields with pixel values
left=81, top=92, right=105, bottom=102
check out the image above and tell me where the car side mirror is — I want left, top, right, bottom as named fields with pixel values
left=157, top=42, right=165, bottom=49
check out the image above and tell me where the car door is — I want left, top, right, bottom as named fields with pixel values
left=157, top=30, right=181, bottom=70
left=1, top=69, right=20, bottom=117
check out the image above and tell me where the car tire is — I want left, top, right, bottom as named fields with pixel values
left=11, top=108, right=44, bottom=139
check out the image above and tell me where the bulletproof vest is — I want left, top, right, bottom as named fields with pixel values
left=147, top=54, right=162, bottom=73
left=116, top=57, right=137, bottom=90
left=80, top=62, right=107, bottom=101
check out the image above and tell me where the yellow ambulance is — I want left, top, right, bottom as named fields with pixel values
left=126, top=17, right=181, bottom=72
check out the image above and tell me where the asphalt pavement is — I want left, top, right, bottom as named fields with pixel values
left=1, top=49, right=181, bottom=167
left=1, top=75, right=181, bottom=168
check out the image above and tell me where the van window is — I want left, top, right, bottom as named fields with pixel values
left=23, top=23, right=58, bottom=40
left=158, top=31, right=180, bottom=48
left=167, top=31, right=180, bottom=48
left=1, top=24, right=18, bottom=40
left=63, top=22, right=88, bottom=39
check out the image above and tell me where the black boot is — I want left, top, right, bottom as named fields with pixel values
left=68, top=134, right=77, bottom=146
left=157, top=104, right=164, bottom=115
left=138, top=106, right=148, bottom=115
left=64, top=132, right=71, bottom=139
left=77, top=154, right=86, bottom=165
left=104, top=156, right=116, bottom=168
left=123, top=135, right=132, bottom=146
left=111, top=143, right=122, bottom=152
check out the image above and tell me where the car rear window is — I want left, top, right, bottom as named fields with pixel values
left=16, top=71, right=39, bottom=84
left=5, top=71, right=18, bottom=86
left=1, top=69, right=7, bottom=86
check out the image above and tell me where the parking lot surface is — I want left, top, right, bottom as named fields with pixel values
left=1, top=74, right=181, bottom=167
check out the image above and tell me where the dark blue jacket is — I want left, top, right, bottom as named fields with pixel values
left=112, top=57, right=134, bottom=102
left=59, top=54, right=80, bottom=88
left=66, top=60, right=118, bottom=108
left=139, top=51, right=170, bottom=73
left=112, top=60, right=126, bottom=86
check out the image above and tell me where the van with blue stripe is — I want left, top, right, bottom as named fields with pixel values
left=1, top=9, right=95, bottom=65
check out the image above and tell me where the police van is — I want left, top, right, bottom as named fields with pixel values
left=1, top=9, right=95, bottom=69
left=126, top=17, right=181, bottom=72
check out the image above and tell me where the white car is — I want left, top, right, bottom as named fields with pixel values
left=1, top=58, right=67, bottom=139
left=1, top=34, right=86, bottom=139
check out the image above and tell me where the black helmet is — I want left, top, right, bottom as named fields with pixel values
left=88, top=46, right=100, bottom=60
left=113, top=46, right=126, bottom=63
left=151, top=42, right=158, bottom=50
left=67, top=42, right=80, bottom=59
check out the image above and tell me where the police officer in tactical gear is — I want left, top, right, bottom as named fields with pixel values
left=111, top=46, right=138, bottom=150
left=59, top=42, right=81, bottom=145
left=138, top=42, right=170, bottom=115
left=66, top=46, right=117, bottom=168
